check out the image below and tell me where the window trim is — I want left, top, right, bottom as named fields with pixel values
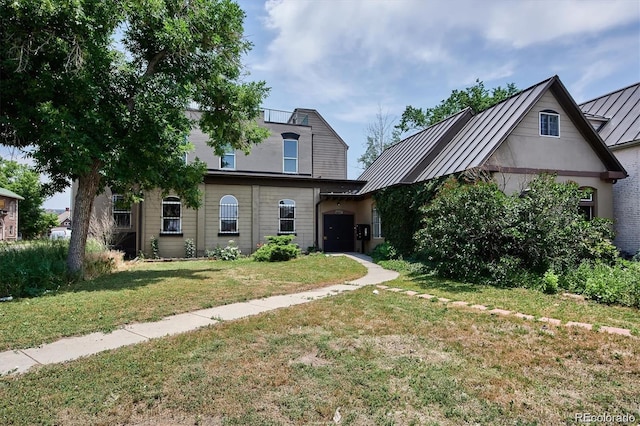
left=219, top=194, right=239, bottom=235
left=372, top=206, right=383, bottom=239
left=283, top=139, right=298, bottom=174
left=161, top=196, right=182, bottom=234
left=220, top=148, right=236, bottom=170
left=539, top=110, right=560, bottom=138
left=278, top=199, right=296, bottom=234
left=112, top=194, right=132, bottom=229
left=578, top=187, right=596, bottom=220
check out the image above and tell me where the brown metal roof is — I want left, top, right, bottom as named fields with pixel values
left=357, top=108, right=473, bottom=194
left=579, top=82, right=640, bottom=148
left=415, top=77, right=553, bottom=182
left=356, top=75, right=627, bottom=194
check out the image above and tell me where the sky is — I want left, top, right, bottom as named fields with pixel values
left=6, top=0, right=640, bottom=209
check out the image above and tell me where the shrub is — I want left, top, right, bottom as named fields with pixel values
left=562, top=261, right=640, bottom=307
left=84, top=250, right=123, bottom=280
left=206, top=240, right=242, bottom=261
left=252, top=235, right=300, bottom=262
left=370, top=241, right=398, bottom=262
left=184, top=238, right=196, bottom=258
left=150, top=236, right=159, bottom=259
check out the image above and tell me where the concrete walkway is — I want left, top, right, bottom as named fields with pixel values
left=0, top=253, right=399, bottom=376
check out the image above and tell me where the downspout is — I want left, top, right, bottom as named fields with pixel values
left=137, top=201, right=143, bottom=257
left=315, top=198, right=321, bottom=250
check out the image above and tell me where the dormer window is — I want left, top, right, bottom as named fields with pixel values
left=283, top=139, right=298, bottom=173
left=540, top=110, right=560, bottom=137
left=221, top=147, right=236, bottom=170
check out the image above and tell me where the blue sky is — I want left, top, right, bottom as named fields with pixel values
left=8, top=0, right=640, bottom=209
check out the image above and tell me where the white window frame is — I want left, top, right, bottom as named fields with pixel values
left=279, top=199, right=295, bottom=234
left=219, top=195, right=239, bottom=234
left=539, top=110, right=560, bottom=138
left=283, top=139, right=298, bottom=174
left=161, top=196, right=182, bottom=234
left=372, top=207, right=383, bottom=239
left=112, top=194, right=131, bottom=229
left=221, top=148, right=236, bottom=170
left=579, top=187, right=596, bottom=221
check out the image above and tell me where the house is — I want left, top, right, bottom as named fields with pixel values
left=57, top=208, right=72, bottom=228
left=90, top=108, right=364, bottom=258
left=351, top=75, right=628, bottom=253
left=579, top=83, right=640, bottom=256
left=88, top=75, right=630, bottom=258
left=0, top=187, right=24, bottom=241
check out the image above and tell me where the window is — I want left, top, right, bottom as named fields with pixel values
left=9, top=225, right=13, bottom=236
left=162, top=196, right=181, bottom=233
left=221, top=147, right=236, bottom=170
left=372, top=207, right=383, bottom=239
left=9, top=201, right=15, bottom=218
left=540, top=110, right=560, bottom=137
left=219, top=195, right=238, bottom=234
left=579, top=187, right=596, bottom=220
left=283, top=139, right=298, bottom=173
left=112, top=195, right=131, bottom=228
left=279, top=199, right=295, bottom=233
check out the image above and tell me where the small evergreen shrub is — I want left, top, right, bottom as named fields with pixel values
left=252, top=235, right=300, bottom=262
left=184, top=238, right=196, bottom=258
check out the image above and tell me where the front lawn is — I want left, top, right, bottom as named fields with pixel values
left=1, top=289, right=637, bottom=425
left=0, top=255, right=366, bottom=350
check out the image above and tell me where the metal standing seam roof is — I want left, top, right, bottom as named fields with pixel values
left=415, top=77, right=553, bottom=182
left=0, top=187, right=24, bottom=200
left=579, top=82, right=640, bottom=147
left=357, top=108, right=473, bottom=194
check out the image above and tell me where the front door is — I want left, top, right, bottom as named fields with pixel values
left=323, top=214, right=354, bottom=252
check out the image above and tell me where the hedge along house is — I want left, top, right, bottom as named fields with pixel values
left=0, top=187, right=24, bottom=242
left=87, top=108, right=364, bottom=258
left=354, top=75, right=628, bottom=254
left=579, top=83, right=640, bottom=256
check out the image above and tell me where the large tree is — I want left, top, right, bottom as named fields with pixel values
left=1, top=0, right=269, bottom=274
left=358, top=106, right=398, bottom=169
left=396, top=79, right=519, bottom=134
left=0, top=159, right=58, bottom=239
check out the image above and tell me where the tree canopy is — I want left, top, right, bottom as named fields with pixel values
left=358, top=107, right=398, bottom=169
left=0, top=159, right=58, bottom=239
left=1, top=0, right=269, bottom=273
left=395, top=79, right=519, bottom=134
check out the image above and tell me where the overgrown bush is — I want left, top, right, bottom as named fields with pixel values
left=252, top=235, right=300, bottom=262
left=370, top=241, right=398, bottom=262
left=150, top=236, right=159, bottom=259
left=561, top=261, right=640, bottom=307
left=413, top=174, right=617, bottom=286
left=206, top=240, right=242, bottom=260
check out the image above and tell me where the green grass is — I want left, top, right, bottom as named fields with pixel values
left=1, top=289, right=638, bottom=425
left=0, top=255, right=366, bottom=350
left=387, top=271, right=640, bottom=332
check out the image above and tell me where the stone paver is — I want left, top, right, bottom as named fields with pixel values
left=489, top=308, right=512, bottom=316
left=513, top=313, right=535, bottom=321
left=538, top=317, right=562, bottom=326
left=600, top=326, right=633, bottom=337
left=469, top=304, right=488, bottom=311
left=566, top=321, right=593, bottom=331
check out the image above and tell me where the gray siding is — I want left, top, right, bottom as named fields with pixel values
left=300, top=109, right=348, bottom=180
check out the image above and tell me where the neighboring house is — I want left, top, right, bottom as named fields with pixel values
left=350, top=75, right=627, bottom=253
left=57, top=208, right=72, bottom=228
left=579, top=83, right=640, bottom=256
left=88, top=108, right=363, bottom=258
left=0, top=187, right=24, bottom=242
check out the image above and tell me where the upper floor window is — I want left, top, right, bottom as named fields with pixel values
left=279, top=199, right=295, bottom=233
left=578, top=187, right=596, bottom=220
left=540, top=110, right=560, bottom=137
left=283, top=139, right=298, bottom=173
left=221, top=147, right=236, bottom=170
left=162, top=196, right=181, bottom=234
left=219, top=195, right=238, bottom=234
left=112, top=195, right=131, bottom=228
left=372, top=207, right=383, bottom=239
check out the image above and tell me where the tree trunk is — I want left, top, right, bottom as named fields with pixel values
left=67, top=160, right=102, bottom=275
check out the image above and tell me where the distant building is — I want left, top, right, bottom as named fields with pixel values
left=57, top=208, right=72, bottom=228
left=0, top=187, right=24, bottom=241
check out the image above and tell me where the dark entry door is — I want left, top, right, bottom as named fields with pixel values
left=323, top=214, right=354, bottom=252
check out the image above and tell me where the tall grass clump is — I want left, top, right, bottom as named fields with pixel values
left=0, top=240, right=70, bottom=297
